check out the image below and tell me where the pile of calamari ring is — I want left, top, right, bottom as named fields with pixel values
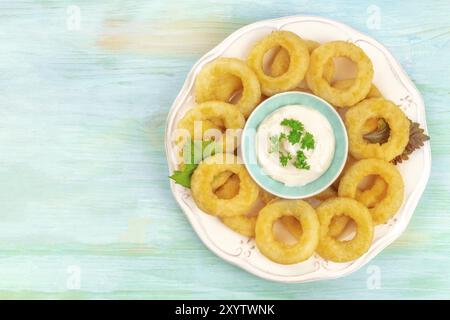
left=174, top=30, right=414, bottom=264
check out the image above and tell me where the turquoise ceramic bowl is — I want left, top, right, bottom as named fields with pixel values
left=241, top=91, right=348, bottom=199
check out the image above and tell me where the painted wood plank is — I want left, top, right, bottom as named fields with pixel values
left=0, top=0, right=449, bottom=299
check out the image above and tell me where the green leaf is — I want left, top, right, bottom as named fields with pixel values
left=281, top=118, right=304, bottom=132
left=293, top=150, right=310, bottom=170
left=363, top=119, right=390, bottom=144
left=287, top=129, right=301, bottom=144
left=392, top=120, right=430, bottom=164
left=170, top=140, right=216, bottom=188
left=281, top=118, right=304, bottom=145
left=279, top=152, right=292, bottom=167
left=169, top=164, right=197, bottom=188
left=301, top=132, right=315, bottom=150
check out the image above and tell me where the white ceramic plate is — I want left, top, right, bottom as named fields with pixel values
left=164, top=16, right=431, bottom=283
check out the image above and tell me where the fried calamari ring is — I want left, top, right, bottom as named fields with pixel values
left=260, top=189, right=279, bottom=204
left=270, top=47, right=290, bottom=78
left=356, top=176, right=387, bottom=208
left=332, top=154, right=357, bottom=190
left=367, top=85, right=382, bottom=99
left=362, top=118, right=382, bottom=135
left=222, top=215, right=257, bottom=238
left=211, top=74, right=242, bottom=102
left=255, top=200, right=319, bottom=264
left=314, top=187, right=337, bottom=201
left=313, top=188, right=351, bottom=237
left=214, top=173, right=240, bottom=199
left=282, top=203, right=349, bottom=239
left=195, top=58, right=261, bottom=118
left=345, top=98, right=409, bottom=161
left=332, top=79, right=382, bottom=100
left=191, top=154, right=259, bottom=217
left=338, top=158, right=404, bottom=224
left=306, top=41, right=374, bottom=107
left=248, top=31, right=310, bottom=96
left=177, top=101, right=245, bottom=152
left=316, top=198, right=374, bottom=262
left=327, top=215, right=350, bottom=238
left=212, top=173, right=258, bottom=237
left=271, top=39, right=334, bottom=82
left=280, top=216, right=302, bottom=239
left=333, top=79, right=383, bottom=133
left=280, top=187, right=348, bottom=239
left=211, top=171, right=234, bottom=191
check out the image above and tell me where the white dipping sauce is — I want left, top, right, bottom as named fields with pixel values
left=256, top=105, right=335, bottom=186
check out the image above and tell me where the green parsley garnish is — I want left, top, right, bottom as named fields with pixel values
left=280, top=118, right=304, bottom=132
left=301, top=132, right=315, bottom=150
left=275, top=118, right=315, bottom=170
left=293, top=150, right=310, bottom=170
left=279, top=152, right=292, bottom=167
left=287, top=129, right=301, bottom=145
left=169, top=163, right=197, bottom=188
left=169, top=140, right=215, bottom=188
left=281, top=118, right=304, bottom=144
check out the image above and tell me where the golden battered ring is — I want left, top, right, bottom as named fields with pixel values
left=306, top=41, right=374, bottom=107
left=248, top=31, right=310, bottom=96
left=177, top=101, right=245, bottom=152
left=211, top=171, right=234, bottom=191
left=345, top=98, right=410, bottom=161
left=195, top=58, right=261, bottom=118
left=282, top=188, right=349, bottom=239
left=211, top=74, right=243, bottom=102
left=316, top=197, right=374, bottom=262
left=191, top=154, right=259, bottom=217
left=332, top=79, right=382, bottom=100
left=338, top=158, right=404, bottom=224
left=222, top=215, right=257, bottom=238
left=271, top=39, right=334, bottom=82
left=260, top=189, right=279, bottom=204
left=356, top=176, right=388, bottom=208
left=212, top=173, right=257, bottom=237
left=255, top=199, right=319, bottom=264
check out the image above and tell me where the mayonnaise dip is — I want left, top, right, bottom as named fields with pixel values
left=256, top=105, right=335, bottom=186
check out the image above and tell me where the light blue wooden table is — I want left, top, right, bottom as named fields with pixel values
left=0, top=0, right=449, bottom=299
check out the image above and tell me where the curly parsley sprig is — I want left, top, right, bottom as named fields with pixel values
left=279, top=152, right=292, bottom=167
left=281, top=118, right=304, bottom=144
left=294, top=150, right=310, bottom=170
left=275, top=118, right=315, bottom=170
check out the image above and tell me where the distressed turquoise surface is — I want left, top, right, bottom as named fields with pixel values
left=0, top=0, right=449, bottom=299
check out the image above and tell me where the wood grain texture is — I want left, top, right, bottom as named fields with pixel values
left=0, top=0, right=449, bottom=299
